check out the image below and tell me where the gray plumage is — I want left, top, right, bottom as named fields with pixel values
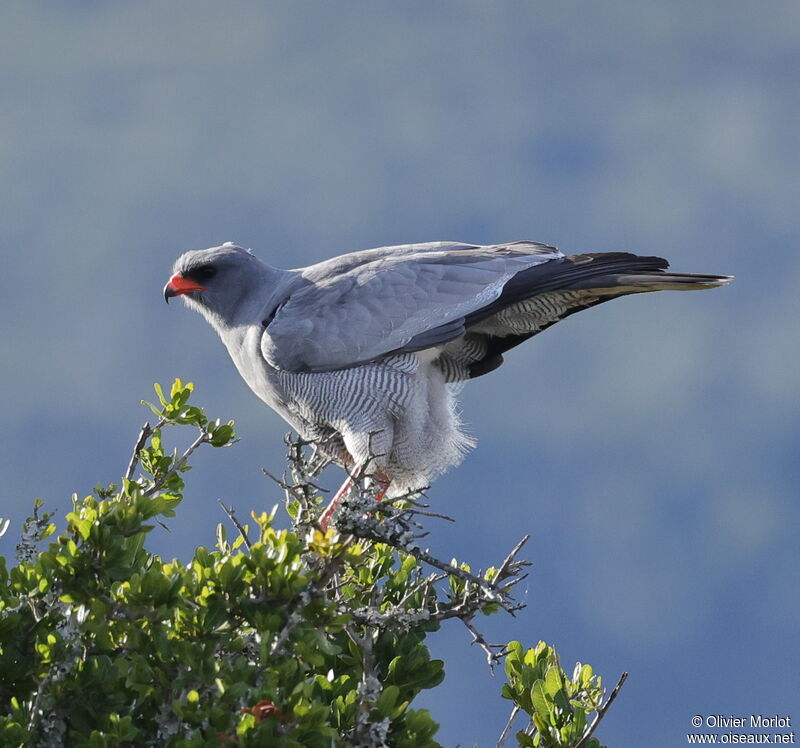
left=164, top=240, right=731, bottom=495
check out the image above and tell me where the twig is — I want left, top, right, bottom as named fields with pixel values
left=462, top=617, right=507, bottom=671
left=125, top=422, right=154, bottom=481
left=261, top=467, right=297, bottom=492
left=574, top=671, right=629, bottom=748
left=218, top=500, right=252, bottom=550
left=409, top=547, right=497, bottom=590
left=26, top=676, right=47, bottom=735
left=494, top=534, right=531, bottom=581
left=144, top=429, right=208, bottom=497
left=410, top=539, right=530, bottom=606
left=497, top=705, right=521, bottom=747
left=396, top=572, right=445, bottom=608
left=382, top=499, right=455, bottom=522
left=263, top=466, right=328, bottom=495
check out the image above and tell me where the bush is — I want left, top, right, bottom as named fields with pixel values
left=0, top=380, right=624, bottom=747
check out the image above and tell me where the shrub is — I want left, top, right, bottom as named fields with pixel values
left=0, top=380, right=624, bottom=747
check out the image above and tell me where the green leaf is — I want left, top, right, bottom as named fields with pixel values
left=210, top=423, right=235, bottom=447
left=154, top=382, right=168, bottom=407
left=376, top=685, right=400, bottom=715
left=516, top=731, right=537, bottom=747
left=544, top=665, right=562, bottom=697
left=531, top=679, right=550, bottom=715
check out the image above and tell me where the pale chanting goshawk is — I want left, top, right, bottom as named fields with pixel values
left=164, top=240, right=730, bottom=523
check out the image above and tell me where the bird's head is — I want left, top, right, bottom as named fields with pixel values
left=164, top=242, right=268, bottom=327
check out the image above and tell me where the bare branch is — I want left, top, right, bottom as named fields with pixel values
left=410, top=544, right=525, bottom=605
left=263, top=466, right=328, bottom=495
left=497, top=705, right=521, bottom=747
left=462, top=617, right=507, bottom=672
left=396, top=572, right=445, bottom=608
left=494, top=534, right=531, bottom=581
left=124, top=422, right=153, bottom=481
left=261, top=467, right=296, bottom=492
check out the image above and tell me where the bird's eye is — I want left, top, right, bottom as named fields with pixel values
left=194, top=265, right=218, bottom=281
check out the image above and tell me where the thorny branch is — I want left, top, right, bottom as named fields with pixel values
left=462, top=617, right=508, bottom=671
left=266, top=435, right=533, bottom=673
left=334, top=485, right=531, bottom=613
left=238, top=435, right=624, bottom=745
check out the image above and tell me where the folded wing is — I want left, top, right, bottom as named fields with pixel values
left=262, top=241, right=562, bottom=372
left=263, top=243, right=731, bottom=375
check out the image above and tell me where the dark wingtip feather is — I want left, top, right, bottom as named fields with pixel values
left=566, top=252, right=670, bottom=272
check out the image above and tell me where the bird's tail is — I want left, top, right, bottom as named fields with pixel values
left=554, top=252, right=733, bottom=294
left=478, top=252, right=732, bottom=317
left=447, top=251, right=731, bottom=379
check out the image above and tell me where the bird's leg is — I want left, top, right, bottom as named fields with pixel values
left=319, top=470, right=391, bottom=530
left=319, top=465, right=362, bottom=530
left=320, top=428, right=394, bottom=529
left=373, top=474, right=390, bottom=501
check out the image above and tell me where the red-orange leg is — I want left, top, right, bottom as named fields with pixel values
left=319, top=470, right=391, bottom=530
left=320, top=466, right=361, bottom=530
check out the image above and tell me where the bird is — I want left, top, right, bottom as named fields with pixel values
left=164, top=240, right=730, bottom=523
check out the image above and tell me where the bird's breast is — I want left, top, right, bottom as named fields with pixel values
left=225, top=326, right=292, bottom=413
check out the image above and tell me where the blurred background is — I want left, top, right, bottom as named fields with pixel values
left=2, top=2, right=798, bottom=745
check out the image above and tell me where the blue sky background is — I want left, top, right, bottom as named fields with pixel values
left=2, top=2, right=798, bottom=745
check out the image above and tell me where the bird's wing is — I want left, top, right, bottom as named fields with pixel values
left=262, top=241, right=563, bottom=372
left=437, top=289, right=605, bottom=380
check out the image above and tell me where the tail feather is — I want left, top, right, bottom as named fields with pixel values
left=576, top=271, right=733, bottom=294
left=554, top=252, right=732, bottom=292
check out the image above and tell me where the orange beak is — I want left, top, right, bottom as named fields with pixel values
left=163, top=273, right=206, bottom=303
